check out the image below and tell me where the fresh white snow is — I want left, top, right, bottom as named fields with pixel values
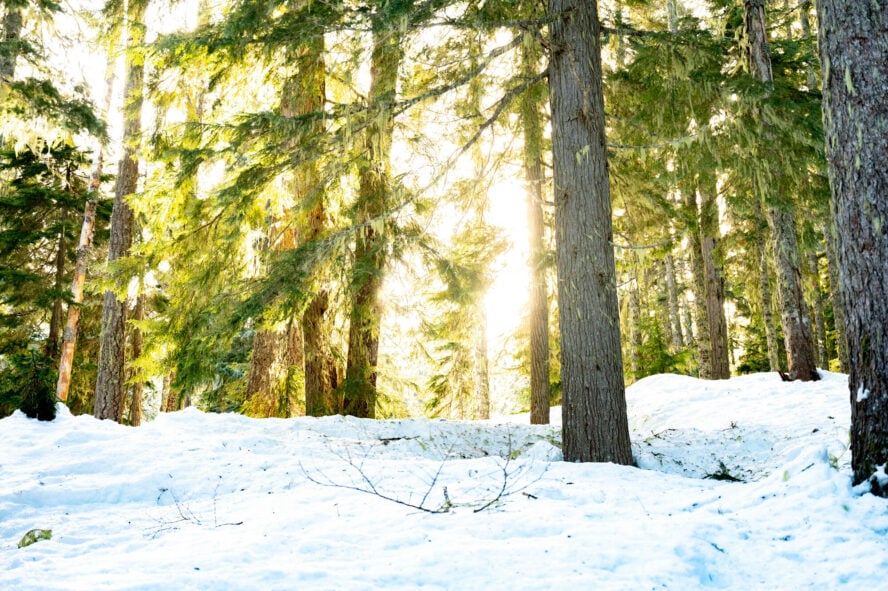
left=2, top=370, right=886, bottom=590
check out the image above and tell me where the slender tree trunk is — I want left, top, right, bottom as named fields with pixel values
left=46, top=207, right=68, bottom=359
left=667, top=0, right=679, bottom=33
left=473, top=313, right=490, bottom=420
left=758, top=235, right=781, bottom=371
left=161, top=371, right=179, bottom=412
left=127, top=292, right=144, bottom=426
left=824, top=219, right=849, bottom=372
left=344, top=17, right=402, bottom=419
left=816, top=0, right=888, bottom=494
left=684, top=187, right=711, bottom=378
left=744, top=0, right=819, bottom=381
left=807, top=252, right=828, bottom=369
left=799, top=0, right=817, bottom=90
left=520, top=39, right=550, bottom=425
left=549, top=0, right=631, bottom=464
left=94, top=0, right=146, bottom=421
left=664, top=253, right=684, bottom=349
left=628, top=277, right=642, bottom=379
left=699, top=179, right=730, bottom=378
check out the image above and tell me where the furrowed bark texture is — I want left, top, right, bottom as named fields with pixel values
left=744, top=0, right=819, bottom=381
left=816, top=0, right=888, bottom=493
left=344, top=19, right=401, bottom=419
left=549, top=0, right=632, bottom=464
left=520, top=43, right=551, bottom=425
left=94, top=0, right=145, bottom=421
left=700, top=179, right=730, bottom=379
left=127, top=293, right=144, bottom=426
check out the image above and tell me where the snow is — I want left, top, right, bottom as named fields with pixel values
left=2, top=370, right=886, bottom=590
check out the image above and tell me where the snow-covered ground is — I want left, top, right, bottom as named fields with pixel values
left=1, top=371, right=886, bottom=590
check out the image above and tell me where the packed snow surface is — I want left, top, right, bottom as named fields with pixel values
left=2, top=371, right=887, bottom=590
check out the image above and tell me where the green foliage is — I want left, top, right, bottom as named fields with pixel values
left=0, top=350, right=57, bottom=421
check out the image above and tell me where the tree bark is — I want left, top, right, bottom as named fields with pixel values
left=744, top=0, right=819, bottom=382
left=549, top=0, right=632, bottom=465
left=127, top=292, right=144, bottom=426
left=628, top=277, right=642, bottom=379
left=807, top=252, right=828, bottom=369
left=46, top=207, right=68, bottom=359
left=684, top=187, right=711, bottom=378
left=758, top=234, right=781, bottom=371
left=0, top=5, right=22, bottom=80
left=344, top=16, right=402, bottom=419
left=823, top=218, right=849, bottom=372
left=520, top=38, right=550, bottom=425
left=473, top=313, right=490, bottom=420
left=699, top=179, right=730, bottom=379
left=816, top=0, right=888, bottom=494
left=664, top=253, right=684, bottom=350
left=94, top=0, right=146, bottom=421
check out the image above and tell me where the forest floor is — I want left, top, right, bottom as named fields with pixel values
left=1, top=370, right=886, bottom=589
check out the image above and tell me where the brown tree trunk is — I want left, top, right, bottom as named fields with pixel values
left=549, top=0, right=631, bottom=465
left=520, top=38, right=550, bottom=425
left=94, top=0, right=146, bottom=421
left=244, top=327, right=287, bottom=417
left=286, top=34, right=337, bottom=417
left=344, top=17, right=402, bottom=419
left=744, top=0, right=819, bottom=382
left=699, top=180, right=730, bottom=379
left=816, top=0, right=888, bottom=494
left=628, top=277, right=642, bottom=379
left=161, top=372, right=179, bottom=412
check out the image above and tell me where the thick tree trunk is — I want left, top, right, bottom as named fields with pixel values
left=684, top=188, right=711, bottom=378
left=816, top=0, right=888, bottom=494
left=744, top=0, right=819, bottom=382
left=161, top=372, right=179, bottom=412
left=46, top=208, right=68, bottom=359
left=520, top=39, right=550, bottom=425
left=664, top=253, right=684, bottom=350
left=549, top=0, right=632, bottom=465
left=244, top=327, right=287, bottom=417
left=286, top=34, right=337, bottom=417
left=699, top=180, right=730, bottom=379
left=94, top=0, right=146, bottom=421
left=344, top=19, right=402, bottom=419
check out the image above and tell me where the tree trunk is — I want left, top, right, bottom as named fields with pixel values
left=344, top=17, right=402, bottom=419
left=549, top=0, right=632, bottom=465
left=816, top=0, right=888, bottom=494
left=807, top=252, right=828, bottom=369
left=823, top=219, right=849, bottom=372
left=699, top=180, right=730, bottom=379
left=0, top=5, right=22, bottom=80
left=664, top=253, right=684, bottom=350
left=473, top=312, right=490, bottom=420
left=94, top=0, right=146, bottom=421
left=744, top=0, right=819, bottom=382
left=758, top=235, right=781, bottom=371
left=244, top=327, right=287, bottom=417
left=286, top=34, right=337, bottom=417
left=684, top=187, right=711, bottom=378
left=46, top=207, right=68, bottom=359
left=520, top=38, right=550, bottom=425
left=628, top=278, right=642, bottom=379
left=127, top=292, right=144, bottom=426
left=161, top=372, right=179, bottom=412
